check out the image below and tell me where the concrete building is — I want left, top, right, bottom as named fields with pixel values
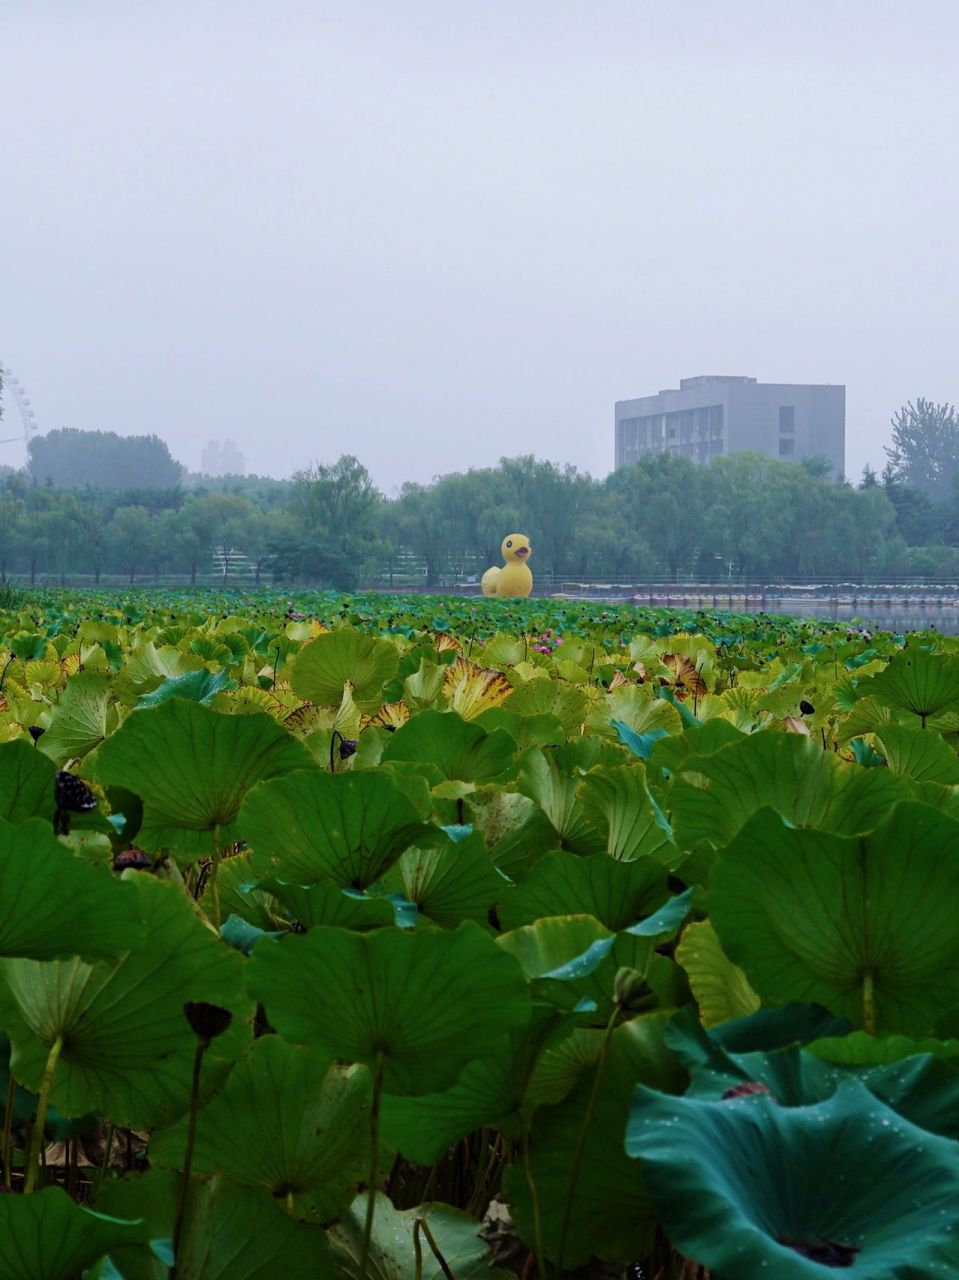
left=614, top=375, right=845, bottom=477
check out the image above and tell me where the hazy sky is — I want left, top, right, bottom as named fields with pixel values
left=1, top=1, right=956, bottom=492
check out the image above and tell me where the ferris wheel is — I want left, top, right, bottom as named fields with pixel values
left=0, top=363, right=38, bottom=458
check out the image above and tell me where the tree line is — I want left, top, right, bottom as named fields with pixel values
left=1, top=445, right=959, bottom=588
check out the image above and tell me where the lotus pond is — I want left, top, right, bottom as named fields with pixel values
left=1, top=588, right=959, bottom=1279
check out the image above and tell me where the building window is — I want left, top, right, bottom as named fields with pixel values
left=779, top=405, right=795, bottom=433
left=779, top=438, right=795, bottom=456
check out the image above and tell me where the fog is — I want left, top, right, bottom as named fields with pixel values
left=1, top=0, right=956, bottom=491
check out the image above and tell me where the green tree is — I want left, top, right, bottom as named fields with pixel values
left=884, top=399, right=959, bottom=499
left=28, top=428, right=185, bottom=490
left=106, top=506, right=156, bottom=583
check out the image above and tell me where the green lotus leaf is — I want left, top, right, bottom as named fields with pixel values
left=517, top=747, right=605, bottom=855
left=37, top=673, right=117, bottom=764
left=649, top=717, right=744, bottom=774
left=98, top=1169, right=336, bottom=1279
left=381, top=709, right=516, bottom=785
left=248, top=921, right=530, bottom=1094
left=474, top=707, right=565, bottom=753
left=150, top=1036, right=372, bottom=1221
left=675, top=920, right=760, bottom=1028
left=666, top=1003, right=851, bottom=1067
left=464, top=788, right=561, bottom=879
left=134, top=668, right=236, bottom=709
left=0, top=1187, right=147, bottom=1280
left=497, top=914, right=662, bottom=1019
left=380, top=1005, right=568, bottom=1163
left=874, top=722, right=959, bottom=784
left=329, top=1192, right=508, bottom=1280
left=208, top=852, right=280, bottom=931
left=711, top=802, right=959, bottom=1034
left=0, top=739, right=57, bottom=823
left=498, top=850, right=668, bottom=932
left=258, top=879, right=396, bottom=931
left=393, top=831, right=503, bottom=927
left=860, top=644, right=959, bottom=726
left=671, top=730, right=912, bottom=849
left=501, top=678, right=590, bottom=733
left=507, top=1015, right=678, bottom=1268
left=240, top=769, right=433, bottom=888
left=0, top=874, right=251, bottom=1128
left=0, top=817, right=144, bottom=959
left=626, top=1081, right=959, bottom=1278
left=290, top=629, right=399, bottom=711
left=576, top=763, right=677, bottom=865
left=92, top=701, right=312, bottom=860
left=808, top=1028, right=959, bottom=1065
left=681, top=1037, right=959, bottom=1140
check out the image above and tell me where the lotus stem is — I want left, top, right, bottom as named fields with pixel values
left=358, top=1051, right=385, bottom=1280
left=1, top=1071, right=15, bottom=1189
left=521, top=1125, right=547, bottom=1280
left=94, top=1119, right=115, bottom=1198
left=25, top=1033, right=63, bottom=1193
left=416, top=1217, right=455, bottom=1280
left=555, top=1004, right=620, bottom=1270
left=172, top=1037, right=208, bottom=1278
left=862, top=969, right=877, bottom=1036
left=413, top=1216, right=424, bottom=1280
left=208, top=823, right=222, bottom=929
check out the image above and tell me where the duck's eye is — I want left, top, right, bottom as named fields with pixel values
left=506, top=540, right=512, bottom=548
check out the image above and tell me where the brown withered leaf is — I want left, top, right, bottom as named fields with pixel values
left=443, top=656, right=513, bottom=720
left=661, top=653, right=708, bottom=698
left=431, top=632, right=463, bottom=653
left=368, top=700, right=412, bottom=731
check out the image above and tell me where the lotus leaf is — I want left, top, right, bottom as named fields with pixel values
left=248, top=921, right=530, bottom=1093
left=93, top=700, right=312, bottom=859
left=711, top=802, right=959, bottom=1034
left=290, top=628, right=399, bottom=710
left=626, top=1081, right=959, bottom=1279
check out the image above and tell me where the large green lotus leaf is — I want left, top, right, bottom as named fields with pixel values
left=576, top=764, right=677, bottom=864
left=37, top=673, right=117, bottom=764
left=290, top=629, right=399, bottom=711
left=134, top=668, right=236, bottom=709
left=675, top=920, right=760, bottom=1028
left=150, top=1036, right=371, bottom=1221
left=395, top=831, right=504, bottom=927
left=497, top=914, right=660, bottom=1020
left=860, top=644, right=959, bottom=725
left=380, top=1006, right=568, bottom=1163
left=501, top=678, right=590, bottom=733
left=498, top=850, right=668, bottom=932
left=259, top=878, right=396, bottom=931
left=0, top=874, right=251, bottom=1128
left=329, top=1193, right=508, bottom=1280
left=626, top=1081, right=959, bottom=1279
left=240, top=769, right=432, bottom=888
left=464, top=788, right=561, bottom=879
left=98, top=1170, right=335, bottom=1279
left=92, top=701, right=312, bottom=859
left=473, top=707, right=565, bottom=753
left=711, top=803, right=959, bottom=1034
left=874, top=722, right=959, bottom=784
left=681, top=1038, right=959, bottom=1140
left=0, top=738, right=56, bottom=822
left=649, top=718, right=745, bottom=774
left=381, top=709, right=516, bottom=785
left=0, top=817, right=144, bottom=959
left=809, top=1029, right=959, bottom=1065
left=247, top=922, right=530, bottom=1094
left=507, top=1015, right=677, bottom=1268
left=0, top=1187, right=147, bottom=1280
left=670, top=730, right=912, bottom=849
left=517, top=747, right=606, bottom=855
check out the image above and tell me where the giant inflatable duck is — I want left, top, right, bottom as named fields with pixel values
left=481, top=534, right=533, bottom=598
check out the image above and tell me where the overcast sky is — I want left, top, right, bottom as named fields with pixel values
left=1, top=0, right=956, bottom=492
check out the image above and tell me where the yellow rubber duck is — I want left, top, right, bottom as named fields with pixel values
left=481, top=534, right=533, bottom=598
